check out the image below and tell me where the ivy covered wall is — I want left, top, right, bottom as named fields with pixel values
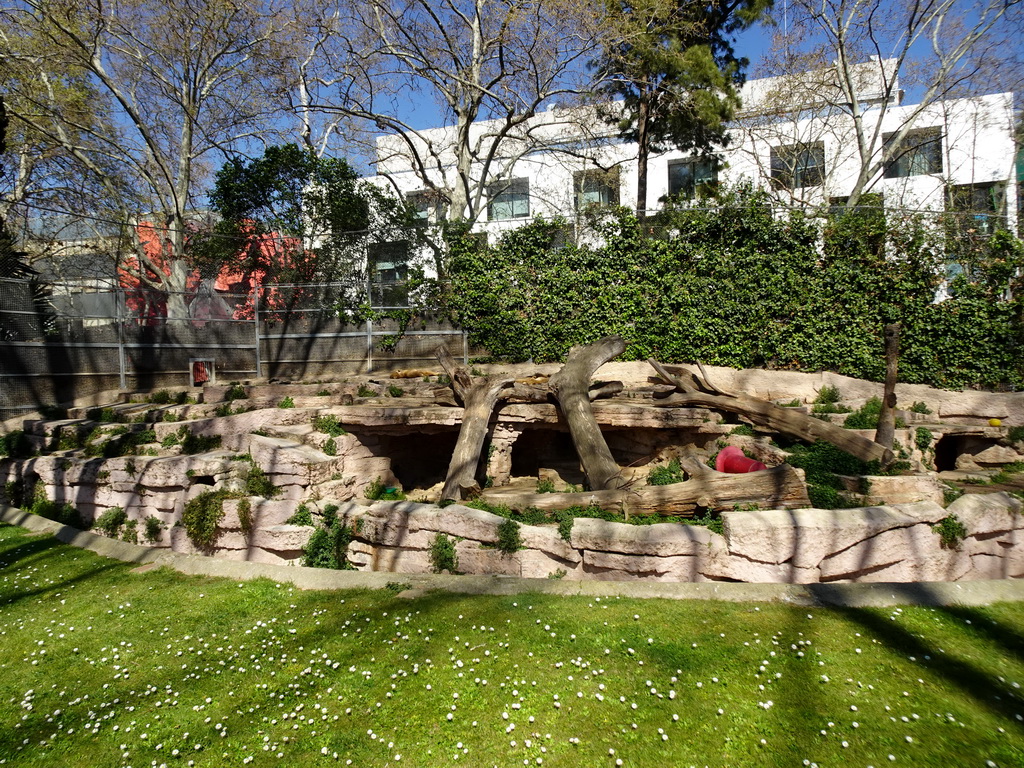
left=443, top=189, right=1024, bottom=390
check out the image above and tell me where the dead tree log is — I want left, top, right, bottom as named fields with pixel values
left=649, top=359, right=893, bottom=466
left=482, top=464, right=809, bottom=516
left=439, top=373, right=515, bottom=501
left=549, top=336, right=629, bottom=491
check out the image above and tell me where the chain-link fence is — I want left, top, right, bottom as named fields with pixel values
left=0, top=277, right=469, bottom=423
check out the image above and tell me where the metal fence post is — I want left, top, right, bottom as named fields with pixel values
left=253, top=288, right=263, bottom=379
left=366, top=318, right=374, bottom=373
left=462, top=329, right=469, bottom=365
left=116, top=287, right=127, bottom=390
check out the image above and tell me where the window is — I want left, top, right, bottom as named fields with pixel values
left=406, top=191, right=446, bottom=226
left=884, top=128, right=942, bottom=178
left=770, top=142, right=825, bottom=190
left=667, top=158, right=718, bottom=198
left=573, top=169, right=619, bottom=209
left=946, top=182, right=1006, bottom=236
left=487, top=178, right=530, bottom=221
left=367, top=241, right=409, bottom=307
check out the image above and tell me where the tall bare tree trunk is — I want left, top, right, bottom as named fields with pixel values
left=874, top=322, right=901, bottom=454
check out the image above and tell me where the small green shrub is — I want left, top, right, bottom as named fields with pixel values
left=149, top=390, right=173, bottom=405
left=214, top=403, right=233, bottom=417
left=536, top=478, right=557, bottom=493
left=31, top=498, right=84, bottom=529
left=286, top=504, right=314, bottom=526
left=87, top=407, right=123, bottom=423
left=386, top=384, right=404, bottom=398
left=909, top=401, right=932, bottom=415
left=933, top=514, right=968, bottom=550
left=182, top=490, right=230, bottom=550
left=174, top=391, right=193, bottom=405
left=1008, top=426, right=1024, bottom=444
left=357, top=385, right=376, bottom=398
left=161, top=431, right=181, bottom=448
left=303, top=513, right=355, bottom=569
left=277, top=396, right=295, bottom=408
left=915, top=427, right=934, bottom=451
left=778, top=398, right=801, bottom=407
left=323, top=438, right=337, bottom=456
left=180, top=428, right=222, bottom=455
left=312, top=414, right=347, bottom=436
left=814, top=385, right=841, bottom=405
left=648, top=458, right=685, bottom=486
left=429, top=533, right=459, bottom=573
left=225, top=383, right=247, bottom=402
left=687, top=510, right=724, bottom=535
left=237, top=498, right=253, bottom=535
left=316, top=389, right=331, bottom=396
left=0, top=430, right=33, bottom=458
left=364, top=477, right=405, bottom=500
left=547, top=569, right=567, bottom=580
left=144, top=515, right=164, bottom=543
left=990, top=462, right=1024, bottom=484
left=245, top=464, right=280, bottom=498
left=729, top=424, right=755, bottom=437
left=94, top=506, right=127, bottom=537
left=496, top=518, right=523, bottom=554
left=121, top=519, right=138, bottom=543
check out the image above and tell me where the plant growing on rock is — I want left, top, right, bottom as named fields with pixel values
left=303, top=513, right=355, bottom=569
left=496, top=518, right=523, bottom=554
left=182, top=490, right=231, bottom=551
left=312, top=414, right=347, bottom=436
left=933, top=514, right=968, bottom=550
left=144, top=515, right=164, bottom=543
left=277, top=396, right=295, bottom=408
left=429, top=533, right=459, bottom=573
left=94, top=506, right=127, bottom=537
left=648, top=457, right=684, bottom=486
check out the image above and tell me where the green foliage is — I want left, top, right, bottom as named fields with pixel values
left=909, top=401, right=932, bottom=414
left=990, top=462, right=1024, bottom=485
left=364, top=477, right=405, bottom=501
left=496, top=518, right=523, bottom=554
left=357, top=385, right=376, bottom=398
left=386, top=384, right=404, bottom=398
left=303, top=511, right=356, bottom=569
left=94, top=506, right=127, bottom=537
left=277, top=396, right=295, bottom=409
left=729, top=424, right=755, bottom=436
left=942, top=485, right=964, bottom=507
left=429, top=533, right=459, bottom=573
left=30, top=486, right=84, bottom=528
left=444, top=194, right=1024, bottom=388
left=87, top=407, right=123, bottom=423
left=814, top=385, right=841, bottom=405
left=181, top=429, right=221, bottom=455
left=778, top=398, right=801, bottom=407
left=536, top=478, right=557, bottom=493
left=688, top=510, right=724, bottom=535
left=785, top=441, right=874, bottom=510
left=237, top=498, right=253, bottom=535
left=287, top=504, right=314, bottom=526
left=933, top=514, right=968, bottom=550
left=245, top=464, right=280, bottom=499
left=121, top=519, right=138, bottom=543
left=843, top=397, right=884, bottom=429
left=312, top=414, right=347, bottom=436
left=316, top=389, right=331, bottom=396
left=0, top=430, right=33, bottom=458
left=323, top=438, right=337, bottom=456
left=182, top=490, right=231, bottom=550
left=1009, top=426, right=1024, bottom=444
left=915, top=427, right=934, bottom=452
left=149, top=390, right=173, bottom=404
left=648, top=457, right=685, bottom=486
left=144, top=515, right=164, bottom=543
left=224, top=383, right=247, bottom=402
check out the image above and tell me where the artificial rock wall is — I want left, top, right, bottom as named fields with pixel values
left=342, top=493, right=1024, bottom=584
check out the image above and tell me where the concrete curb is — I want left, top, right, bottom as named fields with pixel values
left=4, top=504, right=1024, bottom=607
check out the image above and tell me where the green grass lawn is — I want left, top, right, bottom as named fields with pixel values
left=1, top=522, right=1023, bottom=768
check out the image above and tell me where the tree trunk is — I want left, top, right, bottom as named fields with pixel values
left=874, top=322, right=901, bottom=453
left=440, top=374, right=514, bottom=501
left=482, top=464, right=809, bottom=516
left=549, top=336, right=629, bottom=490
left=635, top=92, right=650, bottom=220
left=649, top=359, right=893, bottom=466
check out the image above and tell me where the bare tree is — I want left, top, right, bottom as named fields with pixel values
left=0, top=0, right=290, bottom=316
left=735, top=0, right=1022, bottom=209
left=310, top=0, right=606, bottom=225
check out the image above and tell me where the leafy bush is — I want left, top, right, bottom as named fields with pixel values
left=814, top=385, right=841, bottom=405
left=843, top=397, right=884, bottom=429
left=245, top=464, right=280, bottom=498
left=303, top=513, right=355, bottom=569
left=224, top=383, right=247, bottom=402
left=648, top=458, right=685, bottom=486
left=386, top=384, right=404, bottom=398
left=144, top=515, right=164, bottom=543
left=312, top=414, right=347, bottom=436
left=287, top=504, right=314, bottom=526
left=316, top=389, right=331, bottom=397
left=909, top=401, right=932, bottom=414
left=149, top=390, right=173, bottom=404
left=323, top=438, right=337, bottom=456
left=87, top=407, right=123, bottom=423
left=915, top=427, right=934, bottom=451
left=496, top=518, right=523, bottom=554
left=94, top=506, right=127, bottom=537
left=364, top=477, right=405, bottom=501
left=933, top=514, right=968, bottom=550
left=729, top=424, right=755, bottom=436
left=182, top=490, right=231, bottom=550
left=536, top=478, right=556, bottom=493
left=277, top=396, right=295, bottom=408
left=778, top=398, right=801, bottom=407
left=121, top=519, right=138, bottom=543
left=357, top=385, right=376, bottom=398
left=0, top=430, right=33, bottom=458
left=942, top=484, right=964, bottom=507
left=1009, top=426, right=1024, bottom=444
left=429, top=533, right=459, bottom=573
left=177, top=428, right=222, bottom=455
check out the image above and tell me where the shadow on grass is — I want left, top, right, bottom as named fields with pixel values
left=0, top=531, right=125, bottom=608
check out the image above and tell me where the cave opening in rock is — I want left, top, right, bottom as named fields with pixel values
left=510, top=428, right=584, bottom=484
left=374, top=429, right=461, bottom=491
left=933, top=434, right=967, bottom=472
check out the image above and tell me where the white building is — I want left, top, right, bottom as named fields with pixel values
left=372, top=59, right=1021, bottom=258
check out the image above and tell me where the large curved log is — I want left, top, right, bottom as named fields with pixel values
left=649, top=359, right=893, bottom=466
left=549, top=336, right=629, bottom=491
left=439, top=374, right=515, bottom=501
left=481, top=464, right=809, bottom=516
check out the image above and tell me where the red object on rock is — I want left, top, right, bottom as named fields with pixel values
left=715, top=445, right=767, bottom=474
